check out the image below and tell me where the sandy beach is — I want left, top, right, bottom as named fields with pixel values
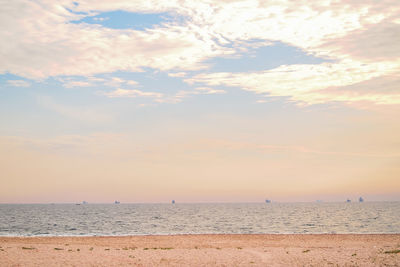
left=0, top=234, right=399, bottom=266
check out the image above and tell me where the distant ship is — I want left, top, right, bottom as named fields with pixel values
left=346, top=199, right=351, bottom=203
left=114, top=201, right=120, bottom=204
left=82, top=201, right=88, bottom=204
left=265, top=199, right=271, bottom=203
left=359, top=197, right=364, bottom=203
left=172, top=200, right=175, bottom=204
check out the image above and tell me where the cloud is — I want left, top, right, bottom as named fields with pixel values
left=6, top=80, right=31, bottom=87
left=103, top=77, right=139, bottom=87
left=168, top=72, right=186, bottom=78
left=156, top=87, right=226, bottom=103
left=103, top=88, right=163, bottom=98
left=0, top=0, right=399, bottom=108
left=126, top=80, right=139, bottom=86
left=325, top=74, right=400, bottom=95
left=61, top=80, right=93, bottom=88
left=195, top=87, right=226, bottom=94
left=321, top=20, right=400, bottom=61
left=0, top=0, right=225, bottom=79
left=186, top=60, right=400, bottom=105
left=57, top=76, right=139, bottom=88
left=102, top=86, right=225, bottom=103
left=183, top=0, right=399, bottom=107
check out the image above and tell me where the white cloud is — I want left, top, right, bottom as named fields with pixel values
left=62, top=80, right=93, bottom=88
left=0, top=0, right=225, bottom=79
left=88, top=77, right=106, bottom=83
left=321, top=20, right=400, bottom=61
left=154, top=87, right=226, bottom=103
left=105, top=77, right=139, bottom=87
left=57, top=76, right=139, bottom=88
left=186, top=60, right=400, bottom=105
left=102, top=86, right=226, bottom=104
left=168, top=72, right=186, bottom=78
left=103, top=88, right=163, bottom=98
left=0, top=0, right=399, bottom=107
left=6, top=80, right=30, bottom=87
left=126, top=80, right=139, bottom=86
left=103, top=77, right=125, bottom=87
left=195, top=87, right=226, bottom=94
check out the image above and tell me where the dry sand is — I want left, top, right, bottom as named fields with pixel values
left=1, top=234, right=399, bottom=266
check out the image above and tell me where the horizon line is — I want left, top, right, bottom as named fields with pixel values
left=1, top=200, right=399, bottom=205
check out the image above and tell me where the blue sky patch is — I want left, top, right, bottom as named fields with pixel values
left=70, top=10, right=175, bottom=30
left=205, top=42, right=330, bottom=73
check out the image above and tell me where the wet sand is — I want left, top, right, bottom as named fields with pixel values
left=1, top=234, right=399, bottom=266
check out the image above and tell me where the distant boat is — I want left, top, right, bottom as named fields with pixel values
left=114, top=200, right=120, bottom=204
left=265, top=199, right=271, bottom=203
left=172, top=200, right=175, bottom=204
left=82, top=201, right=88, bottom=204
left=359, top=197, right=364, bottom=203
left=346, top=199, right=351, bottom=203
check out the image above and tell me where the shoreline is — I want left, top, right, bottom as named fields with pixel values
left=1, top=232, right=400, bottom=237
left=1, top=234, right=399, bottom=266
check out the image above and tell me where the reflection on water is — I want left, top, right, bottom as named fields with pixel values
left=0, top=202, right=399, bottom=236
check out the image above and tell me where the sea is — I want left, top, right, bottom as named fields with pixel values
left=0, top=202, right=399, bottom=236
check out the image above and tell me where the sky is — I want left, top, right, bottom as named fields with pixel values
left=0, top=0, right=399, bottom=203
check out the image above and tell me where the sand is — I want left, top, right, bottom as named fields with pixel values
left=0, top=234, right=399, bottom=266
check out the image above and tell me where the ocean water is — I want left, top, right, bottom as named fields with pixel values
left=0, top=202, right=399, bottom=236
